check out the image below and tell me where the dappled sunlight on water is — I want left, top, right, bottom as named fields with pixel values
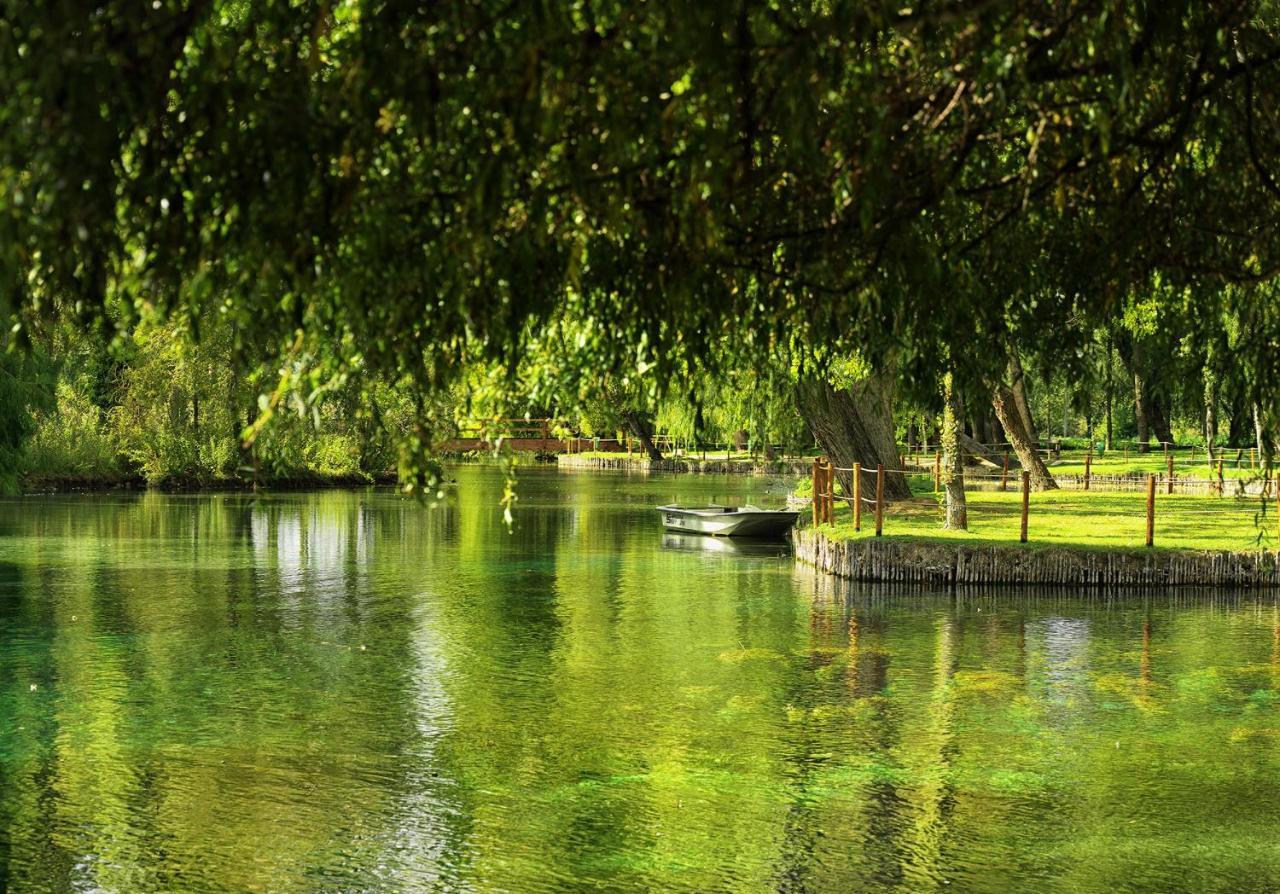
left=0, top=468, right=1278, bottom=892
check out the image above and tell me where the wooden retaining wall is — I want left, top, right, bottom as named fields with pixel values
left=557, top=455, right=812, bottom=476
left=792, top=527, right=1280, bottom=589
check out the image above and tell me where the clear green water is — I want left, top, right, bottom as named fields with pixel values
left=2, top=466, right=1279, bottom=893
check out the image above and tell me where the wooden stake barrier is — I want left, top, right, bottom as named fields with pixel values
left=1019, top=471, right=1030, bottom=543
left=1166, top=453, right=1174, bottom=495
left=1146, top=474, right=1156, bottom=547
left=853, top=462, right=862, bottom=532
left=875, top=464, right=885, bottom=537
left=1001, top=451, right=1009, bottom=491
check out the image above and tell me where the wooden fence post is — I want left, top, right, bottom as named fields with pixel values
left=1019, top=471, right=1030, bottom=543
left=853, top=462, right=862, bottom=532
left=875, top=464, right=885, bottom=537
left=1084, top=451, right=1092, bottom=491
left=811, top=459, right=820, bottom=526
left=1001, top=451, right=1009, bottom=491
left=825, top=461, right=834, bottom=524
left=933, top=453, right=941, bottom=493
left=1166, top=453, right=1174, bottom=495
left=1216, top=459, right=1224, bottom=496
left=1146, top=474, right=1156, bottom=547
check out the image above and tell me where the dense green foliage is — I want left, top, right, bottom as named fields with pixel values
left=4, top=3, right=1280, bottom=485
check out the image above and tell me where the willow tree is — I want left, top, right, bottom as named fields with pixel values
left=4, top=3, right=1280, bottom=486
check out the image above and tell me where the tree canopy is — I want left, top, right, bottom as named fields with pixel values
left=5, top=2, right=1280, bottom=481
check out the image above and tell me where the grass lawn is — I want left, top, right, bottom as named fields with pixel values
left=817, top=475, right=1278, bottom=554
left=1047, top=450, right=1262, bottom=480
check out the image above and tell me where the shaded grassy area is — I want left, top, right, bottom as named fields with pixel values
left=818, top=475, right=1277, bottom=554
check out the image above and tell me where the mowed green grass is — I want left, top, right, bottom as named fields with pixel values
left=819, top=475, right=1278, bottom=553
left=1048, top=450, right=1263, bottom=481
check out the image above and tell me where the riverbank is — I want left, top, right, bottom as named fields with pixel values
left=20, top=469, right=396, bottom=494
left=793, top=483, right=1280, bottom=589
left=558, top=453, right=811, bottom=476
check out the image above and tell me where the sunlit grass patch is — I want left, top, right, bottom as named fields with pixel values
left=817, top=475, right=1278, bottom=553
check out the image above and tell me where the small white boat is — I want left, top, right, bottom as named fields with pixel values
left=656, top=504, right=799, bottom=538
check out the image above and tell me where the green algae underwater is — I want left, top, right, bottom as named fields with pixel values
left=0, top=466, right=1278, bottom=893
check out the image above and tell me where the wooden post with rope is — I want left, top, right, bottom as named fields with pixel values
left=875, top=465, right=885, bottom=537
left=1166, top=453, right=1174, bottom=495
left=853, top=462, right=862, bottom=532
left=824, top=461, right=834, bottom=524
left=811, top=459, right=820, bottom=526
left=1084, top=450, right=1092, bottom=491
left=1216, top=459, right=1224, bottom=496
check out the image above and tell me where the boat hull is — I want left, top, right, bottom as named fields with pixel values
left=657, top=505, right=799, bottom=538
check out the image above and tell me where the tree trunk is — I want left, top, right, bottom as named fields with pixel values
left=1203, top=364, right=1217, bottom=462
left=795, top=371, right=910, bottom=502
left=993, top=383, right=1058, bottom=490
left=1150, top=395, right=1173, bottom=447
left=1227, top=403, right=1248, bottom=447
left=621, top=410, right=663, bottom=460
left=1134, top=369, right=1150, bottom=452
left=1255, top=403, right=1265, bottom=459
left=1104, top=339, right=1114, bottom=451
left=942, top=373, right=967, bottom=530
left=1007, top=352, right=1038, bottom=444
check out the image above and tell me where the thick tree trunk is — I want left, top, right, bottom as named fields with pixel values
left=1227, top=404, right=1248, bottom=447
left=795, top=372, right=910, bottom=502
left=621, top=410, right=663, bottom=460
left=1150, top=396, right=1173, bottom=447
left=1007, top=352, right=1038, bottom=444
left=956, top=431, right=1005, bottom=467
left=993, top=383, right=1058, bottom=490
left=1134, top=370, right=1150, bottom=452
left=942, top=374, right=967, bottom=530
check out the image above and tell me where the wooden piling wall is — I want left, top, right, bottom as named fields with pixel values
left=792, top=527, right=1280, bottom=589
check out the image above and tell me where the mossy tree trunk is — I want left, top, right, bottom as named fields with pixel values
left=942, top=372, right=967, bottom=530
left=1204, top=360, right=1217, bottom=462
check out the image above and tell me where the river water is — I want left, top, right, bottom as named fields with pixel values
left=1, top=466, right=1278, bottom=893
